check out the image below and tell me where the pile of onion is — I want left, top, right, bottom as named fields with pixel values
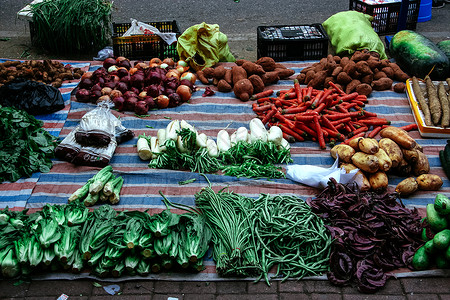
left=75, top=56, right=196, bottom=115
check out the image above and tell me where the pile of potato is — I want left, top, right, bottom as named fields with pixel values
left=296, top=49, right=410, bottom=96
left=330, top=126, right=442, bottom=195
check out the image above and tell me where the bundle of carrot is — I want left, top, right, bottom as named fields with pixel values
left=251, top=80, right=398, bottom=150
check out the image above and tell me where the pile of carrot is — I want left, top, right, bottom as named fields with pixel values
left=251, top=80, right=417, bottom=149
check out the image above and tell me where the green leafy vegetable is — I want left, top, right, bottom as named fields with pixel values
left=0, top=105, right=59, bottom=183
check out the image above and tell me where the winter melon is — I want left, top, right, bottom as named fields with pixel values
left=389, top=30, right=449, bottom=80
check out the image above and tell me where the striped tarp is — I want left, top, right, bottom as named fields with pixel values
left=1, top=60, right=447, bottom=212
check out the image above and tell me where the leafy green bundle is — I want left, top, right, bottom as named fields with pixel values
left=31, top=0, right=113, bottom=54
left=0, top=105, right=59, bottom=183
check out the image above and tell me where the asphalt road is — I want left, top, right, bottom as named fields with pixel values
left=0, top=0, right=449, bottom=61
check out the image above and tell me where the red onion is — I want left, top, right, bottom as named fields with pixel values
left=75, top=88, right=91, bottom=102
left=103, top=58, right=116, bottom=69
left=113, top=96, right=125, bottom=111
left=134, top=100, right=149, bottom=115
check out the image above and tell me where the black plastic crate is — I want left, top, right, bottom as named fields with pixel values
left=112, top=20, right=181, bottom=60
left=349, top=0, right=420, bottom=35
left=257, top=24, right=329, bottom=62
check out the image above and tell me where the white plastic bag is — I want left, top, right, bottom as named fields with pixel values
left=122, top=18, right=177, bottom=45
left=285, top=157, right=362, bottom=189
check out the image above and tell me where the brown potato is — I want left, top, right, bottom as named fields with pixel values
left=416, top=174, right=443, bottom=191
left=374, top=148, right=393, bottom=172
left=351, top=152, right=379, bottom=173
left=330, top=144, right=355, bottom=163
left=395, top=177, right=419, bottom=197
left=394, top=157, right=412, bottom=177
left=379, top=126, right=416, bottom=150
left=378, top=138, right=403, bottom=168
left=348, top=137, right=362, bottom=151
left=413, top=151, right=430, bottom=176
left=358, top=138, right=379, bottom=154
left=368, top=171, right=388, bottom=193
left=340, top=163, right=371, bottom=191
left=402, top=148, right=419, bottom=163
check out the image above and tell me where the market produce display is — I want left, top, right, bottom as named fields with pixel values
left=75, top=57, right=195, bottom=115
left=252, top=78, right=399, bottom=149
left=412, top=194, right=450, bottom=270
left=307, top=178, right=423, bottom=293
left=137, top=118, right=291, bottom=178
left=296, top=50, right=409, bottom=95
left=0, top=201, right=212, bottom=279
left=330, top=126, right=441, bottom=194
left=0, top=59, right=85, bottom=88
left=0, top=105, right=59, bottom=183
left=197, top=56, right=295, bottom=101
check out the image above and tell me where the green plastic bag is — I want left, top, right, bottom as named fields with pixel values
left=322, top=11, right=387, bottom=59
left=176, top=22, right=235, bottom=71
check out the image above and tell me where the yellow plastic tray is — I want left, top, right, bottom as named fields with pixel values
left=405, top=78, right=450, bottom=138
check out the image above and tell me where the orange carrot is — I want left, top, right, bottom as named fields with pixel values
left=399, top=123, right=418, bottom=131
left=313, top=115, right=326, bottom=149
left=367, top=126, right=383, bottom=138
left=250, top=89, right=274, bottom=100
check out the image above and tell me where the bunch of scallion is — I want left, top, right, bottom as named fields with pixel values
left=30, top=0, right=113, bottom=54
left=68, top=165, right=124, bottom=206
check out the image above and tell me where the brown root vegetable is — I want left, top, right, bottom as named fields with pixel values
left=331, top=66, right=343, bottom=77
left=402, top=148, right=419, bottom=163
left=393, top=69, right=410, bottom=82
left=213, top=65, right=227, bottom=80
left=393, top=82, right=406, bottom=93
left=356, top=61, right=372, bottom=75
left=296, top=73, right=306, bottom=84
left=367, top=57, right=381, bottom=69
left=438, top=81, right=449, bottom=127
left=371, top=78, right=393, bottom=91
left=416, top=174, right=443, bottom=191
left=202, top=67, right=215, bottom=78
left=339, top=56, right=350, bottom=68
left=351, top=152, right=379, bottom=173
left=261, top=71, right=280, bottom=85
left=395, top=177, right=419, bottom=196
left=256, top=57, right=277, bottom=72
left=217, top=79, right=233, bottom=92
left=381, top=67, right=394, bottom=79
left=425, top=76, right=441, bottom=126
left=304, top=70, right=316, bottom=84
left=368, top=171, right=388, bottom=193
left=276, top=68, right=295, bottom=79
left=274, top=63, right=287, bottom=69
left=356, top=83, right=372, bottom=96
left=231, top=66, right=247, bottom=85
left=348, top=137, right=363, bottom=151
left=379, top=126, right=416, bottom=149
left=374, top=148, right=393, bottom=172
left=343, top=60, right=356, bottom=76
left=242, top=61, right=265, bottom=76
left=412, top=151, right=430, bottom=176
left=336, top=72, right=353, bottom=85
left=224, top=69, right=233, bottom=85
left=233, top=79, right=254, bottom=101
left=412, top=76, right=432, bottom=126
left=394, top=157, right=412, bottom=177
left=373, top=71, right=387, bottom=80
left=235, top=59, right=249, bottom=66
left=351, top=50, right=370, bottom=62
left=307, top=70, right=328, bottom=89
left=248, top=74, right=265, bottom=94
left=330, top=144, right=355, bottom=163
left=379, top=59, right=390, bottom=68
left=340, top=163, right=371, bottom=191
left=361, top=74, right=374, bottom=84
left=345, top=79, right=361, bottom=94
left=358, top=138, right=379, bottom=154
left=196, top=70, right=210, bottom=84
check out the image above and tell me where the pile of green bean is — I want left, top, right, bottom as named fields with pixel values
left=194, top=186, right=332, bottom=285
